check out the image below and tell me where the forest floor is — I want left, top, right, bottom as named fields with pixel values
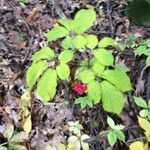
left=0, top=0, right=150, bottom=150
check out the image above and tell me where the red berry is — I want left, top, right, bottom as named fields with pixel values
left=73, top=82, right=87, bottom=94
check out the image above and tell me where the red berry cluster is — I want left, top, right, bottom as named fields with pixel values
left=73, top=82, right=87, bottom=94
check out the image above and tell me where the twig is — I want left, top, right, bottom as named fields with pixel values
left=106, top=0, right=115, bottom=38
left=7, top=1, right=34, bottom=64
left=146, top=68, right=150, bottom=101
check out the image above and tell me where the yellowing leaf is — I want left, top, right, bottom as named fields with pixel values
left=129, top=141, right=148, bottom=150
left=23, top=115, right=32, bottom=134
left=3, top=123, right=14, bottom=140
left=138, top=117, right=150, bottom=133
left=45, top=26, right=69, bottom=42
left=20, top=90, right=31, bottom=107
left=10, top=132, right=28, bottom=142
left=13, top=145, right=27, bottom=150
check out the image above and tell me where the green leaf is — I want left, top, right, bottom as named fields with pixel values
left=26, top=61, right=48, bottom=88
left=93, top=49, right=114, bottom=66
left=98, top=37, right=124, bottom=50
left=101, top=81, right=125, bottom=114
left=45, top=26, right=69, bottom=42
left=107, top=116, right=115, bottom=129
left=75, top=67, right=87, bottom=79
left=32, top=46, right=54, bottom=62
left=91, top=60, right=105, bottom=76
left=108, top=131, right=117, bottom=146
left=72, top=35, right=86, bottom=49
left=114, top=125, right=125, bottom=130
left=136, top=46, right=147, bottom=56
left=58, top=19, right=75, bottom=31
left=78, top=69, right=95, bottom=83
left=139, top=109, right=149, bottom=118
left=102, top=70, right=132, bottom=92
left=146, top=56, right=150, bottom=67
left=0, top=146, right=7, bottom=150
left=134, top=97, right=148, bottom=108
left=74, top=9, right=96, bottom=34
left=10, top=132, right=28, bottom=142
left=114, top=130, right=125, bottom=142
left=115, top=64, right=129, bottom=73
left=56, top=63, right=70, bottom=80
left=75, top=96, right=93, bottom=109
left=61, top=36, right=73, bottom=49
left=87, top=80, right=102, bottom=104
left=148, top=100, right=150, bottom=109
left=84, top=34, right=98, bottom=49
left=143, top=48, right=150, bottom=56
left=80, top=61, right=89, bottom=67
left=37, top=69, right=57, bottom=102
left=58, top=50, right=74, bottom=63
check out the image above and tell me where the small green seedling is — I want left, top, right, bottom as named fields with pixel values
left=136, top=39, right=150, bottom=67
left=107, top=116, right=125, bottom=147
left=68, top=121, right=90, bottom=150
left=134, top=97, right=150, bottom=120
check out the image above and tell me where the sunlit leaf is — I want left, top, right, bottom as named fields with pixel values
left=45, top=26, right=69, bottom=41
left=23, top=115, right=32, bottom=134
left=32, top=46, right=54, bottom=61
left=3, top=123, right=14, bottom=140
left=93, top=49, right=114, bottom=66
left=102, top=70, right=132, bottom=92
left=56, top=63, right=70, bottom=80
left=101, top=81, right=125, bottom=114
left=37, top=69, right=57, bottom=102
left=58, top=50, right=74, bottom=63
left=26, top=61, right=48, bottom=88
left=10, top=132, right=28, bottom=142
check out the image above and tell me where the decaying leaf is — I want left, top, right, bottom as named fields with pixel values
left=23, top=115, right=32, bottom=134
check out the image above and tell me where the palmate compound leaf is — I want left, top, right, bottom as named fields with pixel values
left=37, top=69, right=57, bottom=102
left=56, top=63, right=70, bottom=80
left=73, top=9, right=96, bottom=34
left=84, top=34, right=98, bottom=49
left=102, top=70, right=132, bottom=92
left=98, top=37, right=124, bottom=51
left=44, top=26, right=69, bottom=42
left=75, top=96, right=93, bottom=109
left=32, top=46, right=54, bottom=62
left=26, top=61, right=49, bottom=88
left=58, top=50, right=74, bottom=63
left=87, top=80, right=102, bottom=104
left=93, top=49, right=114, bottom=66
left=101, top=81, right=125, bottom=114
